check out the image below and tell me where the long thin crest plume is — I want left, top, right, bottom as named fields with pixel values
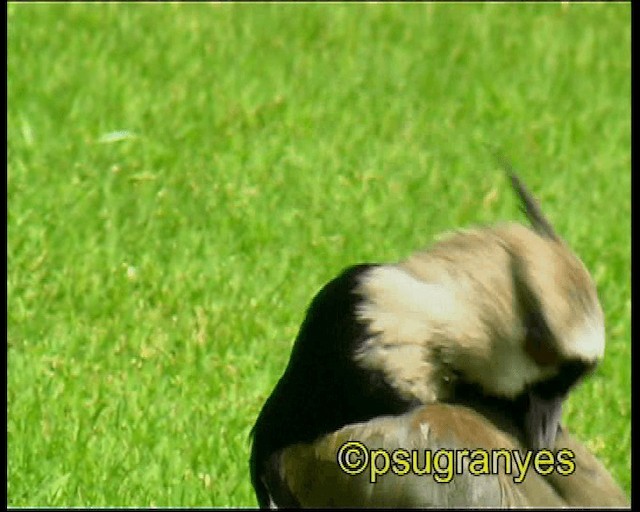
left=488, top=147, right=559, bottom=240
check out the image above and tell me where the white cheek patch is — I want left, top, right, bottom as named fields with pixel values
left=476, top=348, right=555, bottom=399
left=563, top=316, right=605, bottom=362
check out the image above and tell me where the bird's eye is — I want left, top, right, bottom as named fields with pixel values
left=527, top=323, right=543, bottom=346
left=524, top=312, right=558, bottom=367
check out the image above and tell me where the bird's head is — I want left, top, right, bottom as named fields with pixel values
left=447, top=173, right=604, bottom=450
left=355, top=172, right=604, bottom=451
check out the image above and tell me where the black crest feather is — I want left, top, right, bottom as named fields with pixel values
left=487, top=145, right=558, bottom=240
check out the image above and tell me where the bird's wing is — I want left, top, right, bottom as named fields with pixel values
left=542, top=426, right=629, bottom=507
left=268, top=403, right=570, bottom=508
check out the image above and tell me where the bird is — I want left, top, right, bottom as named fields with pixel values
left=249, top=168, right=626, bottom=507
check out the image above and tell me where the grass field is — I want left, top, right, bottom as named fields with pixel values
left=7, top=2, right=630, bottom=507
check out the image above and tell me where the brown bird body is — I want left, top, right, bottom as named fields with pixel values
left=268, top=403, right=629, bottom=508
left=249, top=171, right=628, bottom=508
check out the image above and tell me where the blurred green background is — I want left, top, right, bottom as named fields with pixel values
left=7, top=3, right=630, bottom=507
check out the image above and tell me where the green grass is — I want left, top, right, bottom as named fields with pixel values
left=8, top=2, right=630, bottom=507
